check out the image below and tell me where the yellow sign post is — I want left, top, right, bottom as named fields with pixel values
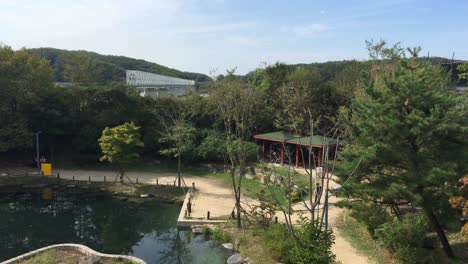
left=41, top=163, right=52, bottom=176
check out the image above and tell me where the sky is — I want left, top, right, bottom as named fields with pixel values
left=1, top=0, right=467, bottom=75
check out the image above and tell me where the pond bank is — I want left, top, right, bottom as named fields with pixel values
left=0, top=175, right=185, bottom=204
left=2, top=243, right=145, bottom=264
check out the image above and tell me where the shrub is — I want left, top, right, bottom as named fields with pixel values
left=349, top=202, right=392, bottom=236
left=262, top=221, right=335, bottom=264
left=375, top=213, right=430, bottom=263
left=208, top=227, right=231, bottom=242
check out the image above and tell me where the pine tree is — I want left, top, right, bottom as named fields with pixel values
left=337, top=59, right=468, bottom=258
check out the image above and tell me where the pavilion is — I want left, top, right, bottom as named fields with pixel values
left=253, top=131, right=337, bottom=168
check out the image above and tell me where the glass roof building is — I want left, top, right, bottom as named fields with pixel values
left=125, top=70, right=195, bottom=97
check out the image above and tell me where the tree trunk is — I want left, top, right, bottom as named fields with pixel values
left=177, top=154, right=181, bottom=188
left=423, top=205, right=454, bottom=258
left=236, top=195, right=242, bottom=228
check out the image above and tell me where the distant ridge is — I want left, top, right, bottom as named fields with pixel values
left=29, top=47, right=210, bottom=83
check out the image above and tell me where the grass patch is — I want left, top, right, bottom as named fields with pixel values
left=335, top=211, right=468, bottom=264
left=17, top=249, right=137, bottom=264
left=205, top=221, right=278, bottom=264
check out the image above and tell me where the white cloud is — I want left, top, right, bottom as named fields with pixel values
left=292, top=23, right=329, bottom=36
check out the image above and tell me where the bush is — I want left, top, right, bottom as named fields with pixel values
left=349, top=202, right=392, bottom=236
left=262, top=221, right=335, bottom=264
left=375, top=213, right=430, bottom=263
left=204, top=226, right=231, bottom=242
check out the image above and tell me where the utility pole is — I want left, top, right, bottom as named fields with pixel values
left=35, top=131, right=42, bottom=171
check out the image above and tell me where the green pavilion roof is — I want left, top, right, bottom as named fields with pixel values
left=254, top=131, right=336, bottom=146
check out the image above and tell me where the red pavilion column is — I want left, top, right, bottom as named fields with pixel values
left=280, top=144, right=284, bottom=165
left=318, top=147, right=323, bottom=167
left=262, top=141, right=266, bottom=160
left=295, top=145, right=300, bottom=168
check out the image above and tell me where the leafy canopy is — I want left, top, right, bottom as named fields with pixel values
left=159, top=119, right=196, bottom=158
left=98, top=122, right=144, bottom=168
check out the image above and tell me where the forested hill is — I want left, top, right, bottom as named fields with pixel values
left=29, top=48, right=211, bottom=83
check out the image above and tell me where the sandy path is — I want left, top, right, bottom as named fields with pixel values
left=56, top=169, right=254, bottom=219
left=55, top=169, right=369, bottom=264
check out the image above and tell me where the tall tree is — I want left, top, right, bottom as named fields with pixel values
left=0, top=45, right=53, bottom=152
left=337, top=57, right=467, bottom=258
left=159, top=119, right=196, bottom=187
left=212, top=78, right=260, bottom=228
left=98, top=122, right=144, bottom=183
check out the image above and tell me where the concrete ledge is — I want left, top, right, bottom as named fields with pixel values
left=0, top=243, right=146, bottom=264
left=177, top=189, right=228, bottom=227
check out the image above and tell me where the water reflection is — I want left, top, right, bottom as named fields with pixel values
left=0, top=189, right=229, bottom=263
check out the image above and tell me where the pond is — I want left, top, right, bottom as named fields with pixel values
left=0, top=188, right=231, bottom=263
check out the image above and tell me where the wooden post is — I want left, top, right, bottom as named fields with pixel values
left=104, top=176, right=106, bottom=183
left=136, top=178, right=138, bottom=184
left=192, top=182, right=195, bottom=191
left=88, top=176, right=91, bottom=183
left=72, top=176, right=75, bottom=182
left=187, top=198, right=192, bottom=214
left=295, top=145, right=300, bottom=168
left=57, top=173, right=60, bottom=180
left=207, top=211, right=210, bottom=220
left=156, top=179, right=159, bottom=185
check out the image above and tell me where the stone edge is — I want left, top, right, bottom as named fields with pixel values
left=0, top=243, right=146, bottom=264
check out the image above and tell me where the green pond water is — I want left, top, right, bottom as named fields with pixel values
left=0, top=188, right=231, bottom=263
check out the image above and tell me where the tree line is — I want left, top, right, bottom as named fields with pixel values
left=1, top=41, right=467, bottom=263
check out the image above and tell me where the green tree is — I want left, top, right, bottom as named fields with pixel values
left=212, top=78, right=261, bottom=228
left=0, top=45, right=53, bottom=152
left=337, top=57, right=467, bottom=258
left=159, top=119, right=196, bottom=187
left=63, top=54, right=102, bottom=84
left=98, top=122, right=144, bottom=183
left=458, top=63, right=468, bottom=80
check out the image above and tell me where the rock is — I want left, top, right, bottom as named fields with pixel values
left=245, top=174, right=255, bottom=180
left=227, top=254, right=243, bottom=264
left=192, top=227, right=203, bottom=234
left=243, top=257, right=252, bottom=264
left=222, top=243, right=234, bottom=250
left=140, top=194, right=149, bottom=198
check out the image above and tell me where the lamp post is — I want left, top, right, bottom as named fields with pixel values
left=35, top=131, right=42, bottom=171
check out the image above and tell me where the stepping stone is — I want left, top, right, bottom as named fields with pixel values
left=227, top=254, right=243, bottom=264
left=140, top=194, right=149, bottom=198
left=192, top=227, right=203, bottom=234
left=222, top=243, right=234, bottom=250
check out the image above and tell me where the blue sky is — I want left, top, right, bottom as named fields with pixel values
left=1, top=0, right=467, bottom=75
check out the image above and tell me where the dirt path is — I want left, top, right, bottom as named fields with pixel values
left=56, top=169, right=255, bottom=219
left=52, top=169, right=369, bottom=264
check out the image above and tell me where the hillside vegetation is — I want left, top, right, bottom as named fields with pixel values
left=29, top=48, right=211, bottom=83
